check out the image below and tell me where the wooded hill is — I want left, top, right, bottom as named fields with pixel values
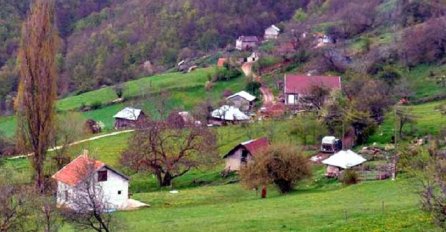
left=0, top=0, right=303, bottom=102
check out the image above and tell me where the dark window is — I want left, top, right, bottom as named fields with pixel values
left=118, top=190, right=122, bottom=195
left=65, top=190, right=69, bottom=201
left=241, top=150, right=249, bottom=163
left=98, top=170, right=108, bottom=182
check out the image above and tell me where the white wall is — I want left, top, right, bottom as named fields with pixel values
left=56, top=167, right=128, bottom=211
left=224, top=148, right=253, bottom=171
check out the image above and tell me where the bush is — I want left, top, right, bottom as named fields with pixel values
left=240, top=144, right=312, bottom=194
left=213, top=65, right=241, bottom=82
left=245, top=81, right=261, bottom=99
left=90, top=101, right=103, bottom=110
left=341, top=169, right=359, bottom=185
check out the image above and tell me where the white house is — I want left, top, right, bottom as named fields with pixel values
left=246, top=52, right=260, bottom=63
left=264, top=25, right=280, bottom=40
left=52, top=151, right=130, bottom=211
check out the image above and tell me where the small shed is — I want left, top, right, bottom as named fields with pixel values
left=210, top=105, right=250, bottom=125
left=113, top=107, right=145, bottom=129
left=264, top=25, right=280, bottom=40
left=223, top=137, right=269, bottom=172
left=322, top=150, right=366, bottom=177
left=226, top=91, right=256, bottom=112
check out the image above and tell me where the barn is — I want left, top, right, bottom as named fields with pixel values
left=223, top=137, right=269, bottom=173
left=113, top=107, right=146, bottom=129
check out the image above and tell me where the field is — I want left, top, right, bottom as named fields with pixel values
left=368, top=99, right=446, bottom=144
left=0, top=67, right=246, bottom=136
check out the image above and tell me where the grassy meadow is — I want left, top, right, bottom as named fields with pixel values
left=0, top=67, right=247, bottom=136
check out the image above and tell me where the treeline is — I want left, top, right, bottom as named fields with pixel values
left=0, top=0, right=304, bottom=114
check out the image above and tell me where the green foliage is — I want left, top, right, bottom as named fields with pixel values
left=293, top=8, right=307, bottom=22
left=341, top=169, right=359, bottom=185
left=213, top=65, right=241, bottom=82
left=245, top=81, right=261, bottom=99
left=290, top=114, right=327, bottom=145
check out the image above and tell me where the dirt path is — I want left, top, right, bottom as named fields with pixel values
left=8, top=129, right=135, bottom=160
left=241, top=62, right=275, bottom=106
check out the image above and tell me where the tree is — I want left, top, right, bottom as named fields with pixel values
left=395, top=107, right=417, bottom=138
left=300, top=85, right=331, bottom=111
left=16, top=0, right=58, bottom=193
left=240, top=144, right=312, bottom=194
left=290, top=113, right=326, bottom=146
left=121, top=119, right=218, bottom=187
left=51, top=112, right=86, bottom=170
left=61, top=157, right=117, bottom=232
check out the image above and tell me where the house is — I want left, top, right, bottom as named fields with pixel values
left=113, top=107, right=146, bottom=129
left=210, top=105, right=250, bottom=125
left=322, top=150, right=366, bottom=177
left=226, top=91, right=256, bottom=112
left=283, top=74, right=341, bottom=107
left=264, top=25, right=281, bottom=40
left=314, top=33, right=333, bottom=48
left=52, top=151, right=129, bottom=211
left=245, top=52, right=260, bottom=63
left=235, top=36, right=259, bottom=50
left=223, top=137, right=269, bottom=172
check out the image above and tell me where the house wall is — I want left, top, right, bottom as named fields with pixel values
left=236, top=40, right=258, bottom=50
left=285, top=93, right=298, bottom=105
left=227, top=96, right=251, bottom=112
left=56, top=168, right=129, bottom=211
left=265, top=28, right=279, bottom=40
left=224, top=148, right=253, bottom=171
left=114, top=115, right=145, bottom=129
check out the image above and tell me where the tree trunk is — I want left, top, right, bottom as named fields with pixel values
left=34, top=150, right=45, bottom=193
left=161, top=172, right=173, bottom=187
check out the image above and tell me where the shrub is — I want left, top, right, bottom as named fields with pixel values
left=341, top=169, right=359, bottom=185
left=240, top=144, right=312, bottom=194
left=245, top=81, right=261, bottom=99
left=90, top=101, right=103, bottom=110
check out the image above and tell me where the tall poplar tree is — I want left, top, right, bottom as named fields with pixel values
left=16, top=0, right=58, bottom=193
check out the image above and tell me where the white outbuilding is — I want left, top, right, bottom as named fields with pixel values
left=52, top=151, right=130, bottom=211
left=210, top=105, right=250, bottom=125
left=322, top=150, right=366, bottom=177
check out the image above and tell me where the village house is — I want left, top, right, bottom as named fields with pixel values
left=226, top=91, right=256, bottom=112
left=52, top=151, right=130, bottom=211
left=223, top=137, right=269, bottom=172
left=210, top=105, right=250, bottom=125
left=264, top=25, right=281, bottom=40
left=113, top=107, right=146, bottom=129
left=322, top=150, right=366, bottom=177
left=283, top=74, right=341, bottom=107
left=235, top=36, right=259, bottom=50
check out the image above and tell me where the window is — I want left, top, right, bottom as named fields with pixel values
left=118, top=190, right=122, bottom=195
left=98, top=170, right=108, bottom=182
left=65, top=190, right=69, bottom=201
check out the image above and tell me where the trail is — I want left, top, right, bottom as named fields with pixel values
left=8, top=129, right=134, bottom=160
left=241, top=62, right=275, bottom=106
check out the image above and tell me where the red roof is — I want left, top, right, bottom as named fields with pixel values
left=284, top=74, right=341, bottom=94
left=242, top=137, right=269, bottom=156
left=217, top=58, right=227, bottom=67
left=52, top=153, right=104, bottom=186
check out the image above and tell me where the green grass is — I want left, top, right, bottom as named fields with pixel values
left=405, top=64, right=446, bottom=100
left=57, top=68, right=216, bottom=111
left=109, top=179, right=436, bottom=232
left=368, top=100, right=446, bottom=144
left=0, top=67, right=247, bottom=136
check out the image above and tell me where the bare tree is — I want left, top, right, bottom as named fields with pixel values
left=61, top=157, right=116, bottom=232
left=300, top=85, right=331, bottom=111
left=16, top=0, right=58, bottom=193
left=121, top=119, right=218, bottom=187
